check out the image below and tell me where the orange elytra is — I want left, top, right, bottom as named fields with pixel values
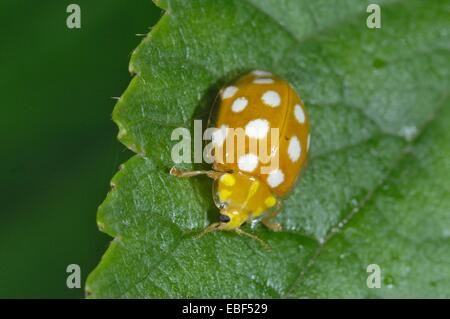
left=170, top=70, right=310, bottom=247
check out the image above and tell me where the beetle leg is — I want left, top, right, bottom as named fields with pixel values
left=262, top=200, right=283, bottom=232
left=170, top=166, right=223, bottom=180
left=193, top=223, right=221, bottom=240
left=212, top=162, right=231, bottom=172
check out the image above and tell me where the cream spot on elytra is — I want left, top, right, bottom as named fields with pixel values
left=231, top=97, right=248, bottom=112
left=294, top=104, right=305, bottom=124
left=267, top=169, right=284, bottom=188
left=288, top=136, right=301, bottom=162
left=245, top=119, right=270, bottom=140
left=253, top=78, right=274, bottom=84
left=261, top=90, right=281, bottom=107
left=238, top=153, right=259, bottom=172
left=212, top=125, right=229, bottom=147
left=222, top=86, right=238, bottom=99
left=252, top=70, right=272, bottom=77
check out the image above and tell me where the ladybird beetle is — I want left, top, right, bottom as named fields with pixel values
left=170, top=70, right=310, bottom=248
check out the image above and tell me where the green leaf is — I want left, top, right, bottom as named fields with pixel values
left=86, top=0, right=450, bottom=298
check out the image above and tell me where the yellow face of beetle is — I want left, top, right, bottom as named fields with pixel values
left=213, top=172, right=278, bottom=230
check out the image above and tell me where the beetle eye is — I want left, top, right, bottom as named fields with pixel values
left=219, top=214, right=231, bottom=223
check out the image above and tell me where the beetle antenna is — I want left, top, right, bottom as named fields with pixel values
left=234, top=228, right=271, bottom=251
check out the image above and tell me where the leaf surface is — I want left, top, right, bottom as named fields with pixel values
left=86, top=0, right=450, bottom=298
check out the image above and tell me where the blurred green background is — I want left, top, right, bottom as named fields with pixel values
left=0, top=1, right=161, bottom=298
